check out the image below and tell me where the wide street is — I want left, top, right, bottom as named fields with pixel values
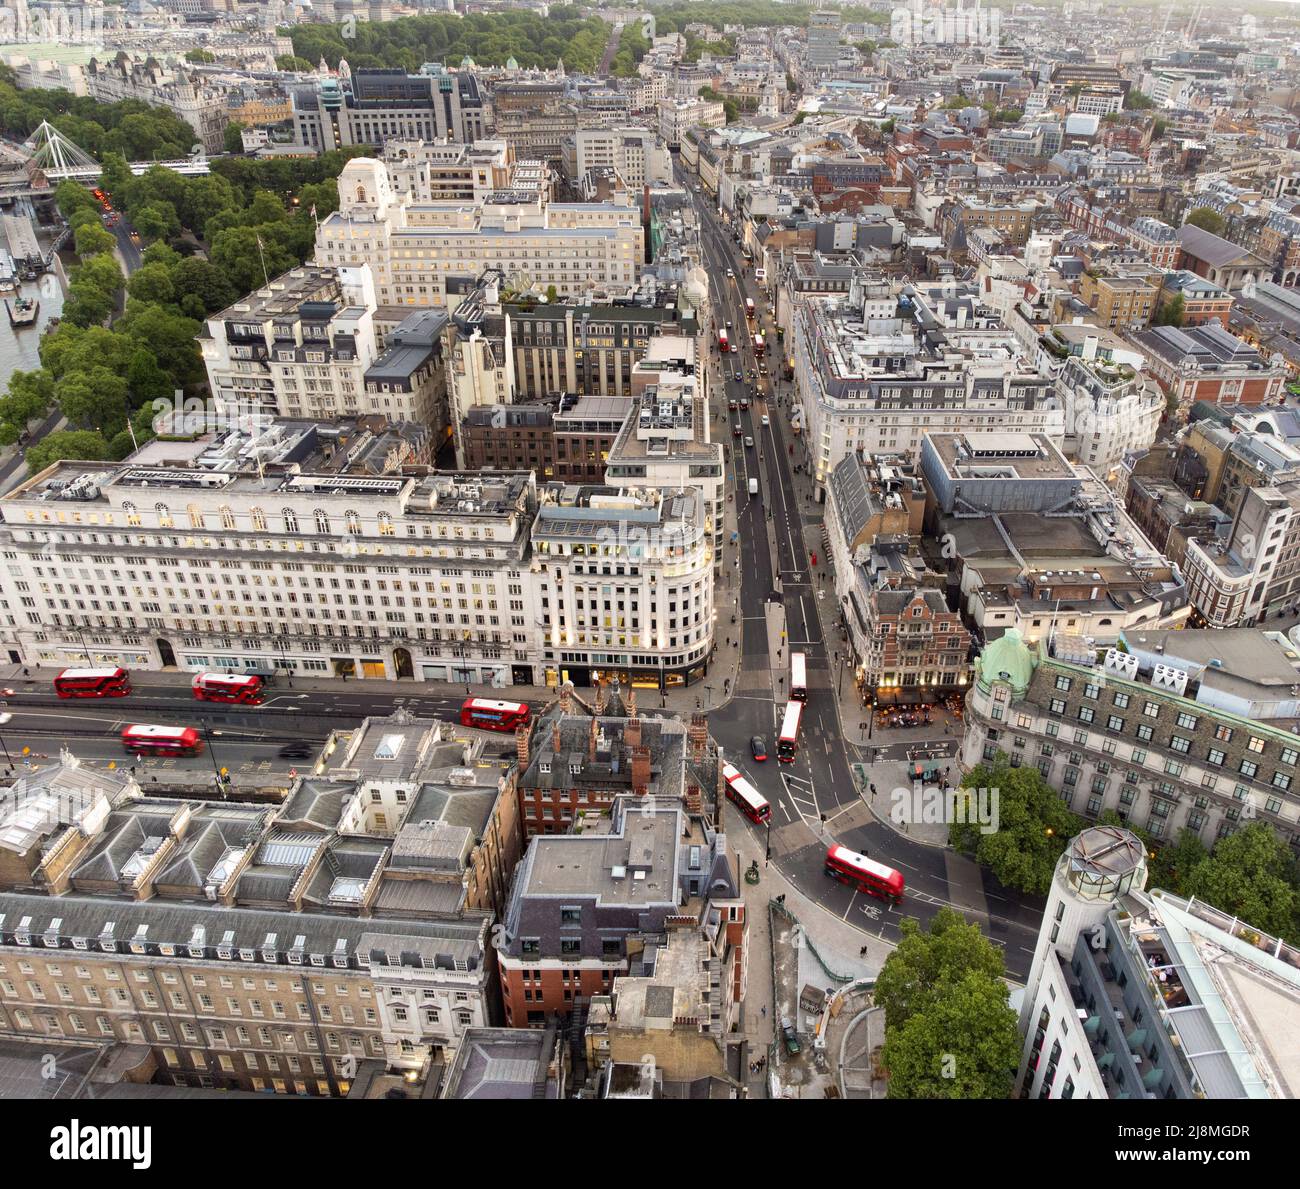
left=680, top=161, right=1043, bottom=979
left=0, top=675, right=519, bottom=786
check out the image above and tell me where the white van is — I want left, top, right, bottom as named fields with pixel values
left=748, top=477, right=759, bottom=497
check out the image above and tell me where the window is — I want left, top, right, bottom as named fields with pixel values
left=1077, top=707, right=1094, bottom=724
left=1170, top=735, right=1191, bottom=754
left=1240, top=759, right=1259, bottom=779
left=1055, top=676, right=1072, bottom=692
left=1214, top=724, right=1234, bottom=743
left=1112, top=692, right=1130, bottom=709
left=1136, top=724, right=1153, bottom=742
left=1247, top=736, right=1266, bottom=754
left=1142, top=702, right=1160, bottom=718
left=1207, top=748, right=1226, bottom=766
left=1050, top=698, right=1066, bottom=715
left=1175, top=712, right=1198, bottom=730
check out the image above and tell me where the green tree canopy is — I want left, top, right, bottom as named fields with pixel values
left=1183, top=822, right=1300, bottom=943
left=876, top=910, right=1019, bottom=1100
left=1186, top=207, right=1226, bottom=237
left=951, top=758, right=1082, bottom=895
left=25, top=428, right=110, bottom=474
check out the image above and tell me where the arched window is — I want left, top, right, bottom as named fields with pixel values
left=377, top=512, right=394, bottom=536
left=250, top=507, right=267, bottom=532
left=219, top=505, right=236, bottom=530
left=155, top=503, right=173, bottom=528
left=315, top=509, right=331, bottom=535
left=355, top=184, right=367, bottom=203
left=283, top=508, right=299, bottom=534
left=123, top=501, right=141, bottom=527
left=345, top=510, right=361, bottom=534
left=187, top=504, right=204, bottom=530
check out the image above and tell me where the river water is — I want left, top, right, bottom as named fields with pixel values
left=0, top=259, right=65, bottom=390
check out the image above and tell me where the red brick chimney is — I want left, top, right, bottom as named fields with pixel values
left=685, top=782, right=702, bottom=815
left=588, top=715, right=598, bottom=762
left=627, top=687, right=638, bottom=719
left=594, top=678, right=606, bottom=714
left=559, top=680, right=573, bottom=714
left=624, top=713, right=642, bottom=749
left=631, top=746, right=651, bottom=796
left=552, top=719, right=562, bottom=755
left=515, top=723, right=530, bottom=768
left=689, top=711, right=708, bottom=763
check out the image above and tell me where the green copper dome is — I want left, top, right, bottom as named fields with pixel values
left=975, top=628, right=1036, bottom=697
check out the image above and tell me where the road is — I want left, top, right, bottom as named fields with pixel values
left=0, top=679, right=530, bottom=786
left=678, top=161, right=1043, bottom=979
left=598, top=21, right=625, bottom=76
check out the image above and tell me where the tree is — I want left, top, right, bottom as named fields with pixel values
left=179, top=173, right=239, bottom=236
left=876, top=910, right=1019, bottom=1100
left=950, top=758, right=1082, bottom=895
left=223, top=121, right=247, bottom=155
left=1186, top=207, right=1226, bottom=237
left=185, top=49, right=216, bottom=64
left=209, top=225, right=296, bottom=294
left=73, top=222, right=116, bottom=258
left=275, top=54, right=315, bottom=73
left=0, top=367, right=54, bottom=426
left=56, top=368, right=128, bottom=433
left=126, top=262, right=176, bottom=306
left=882, top=971, right=1020, bottom=1099
left=170, top=257, right=236, bottom=313
left=1124, top=89, right=1156, bottom=110
left=1154, top=291, right=1186, bottom=327
left=76, top=252, right=124, bottom=296
left=132, top=200, right=181, bottom=243
left=61, top=279, right=116, bottom=328
left=874, top=908, right=1009, bottom=1031
left=1183, top=822, right=1300, bottom=943
left=1148, top=827, right=1208, bottom=894
left=25, top=429, right=110, bottom=474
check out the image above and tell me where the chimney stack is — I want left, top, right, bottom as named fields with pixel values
left=552, top=719, right=562, bottom=755
left=689, top=711, right=708, bottom=763
left=588, top=715, right=598, bottom=762
left=594, top=678, right=606, bottom=714
left=624, top=713, right=642, bottom=749
left=627, top=687, right=637, bottom=719
left=631, top=746, right=651, bottom=797
left=559, top=680, right=573, bottom=714
left=685, top=781, right=703, bottom=815
left=515, top=723, right=530, bottom=768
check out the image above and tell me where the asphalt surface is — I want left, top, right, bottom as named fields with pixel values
left=0, top=678, right=524, bottom=783
left=679, top=162, right=1042, bottom=979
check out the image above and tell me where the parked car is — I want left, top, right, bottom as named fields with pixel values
left=781, top=1017, right=801, bottom=1056
left=750, top=736, right=767, bottom=762
left=278, top=742, right=313, bottom=760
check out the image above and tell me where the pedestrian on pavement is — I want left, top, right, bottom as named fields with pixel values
left=860, top=945, right=868, bottom=955
left=760, top=1005, right=766, bottom=1018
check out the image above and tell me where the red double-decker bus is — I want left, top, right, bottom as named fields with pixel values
left=121, top=724, right=203, bottom=756
left=824, top=845, right=905, bottom=905
left=722, top=762, right=771, bottom=825
left=53, top=667, right=132, bottom=698
left=459, top=698, right=531, bottom=732
left=745, top=297, right=755, bottom=320
left=192, top=672, right=264, bottom=704
left=777, top=700, right=802, bottom=762
left=753, top=331, right=765, bottom=357
left=718, top=327, right=729, bottom=352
